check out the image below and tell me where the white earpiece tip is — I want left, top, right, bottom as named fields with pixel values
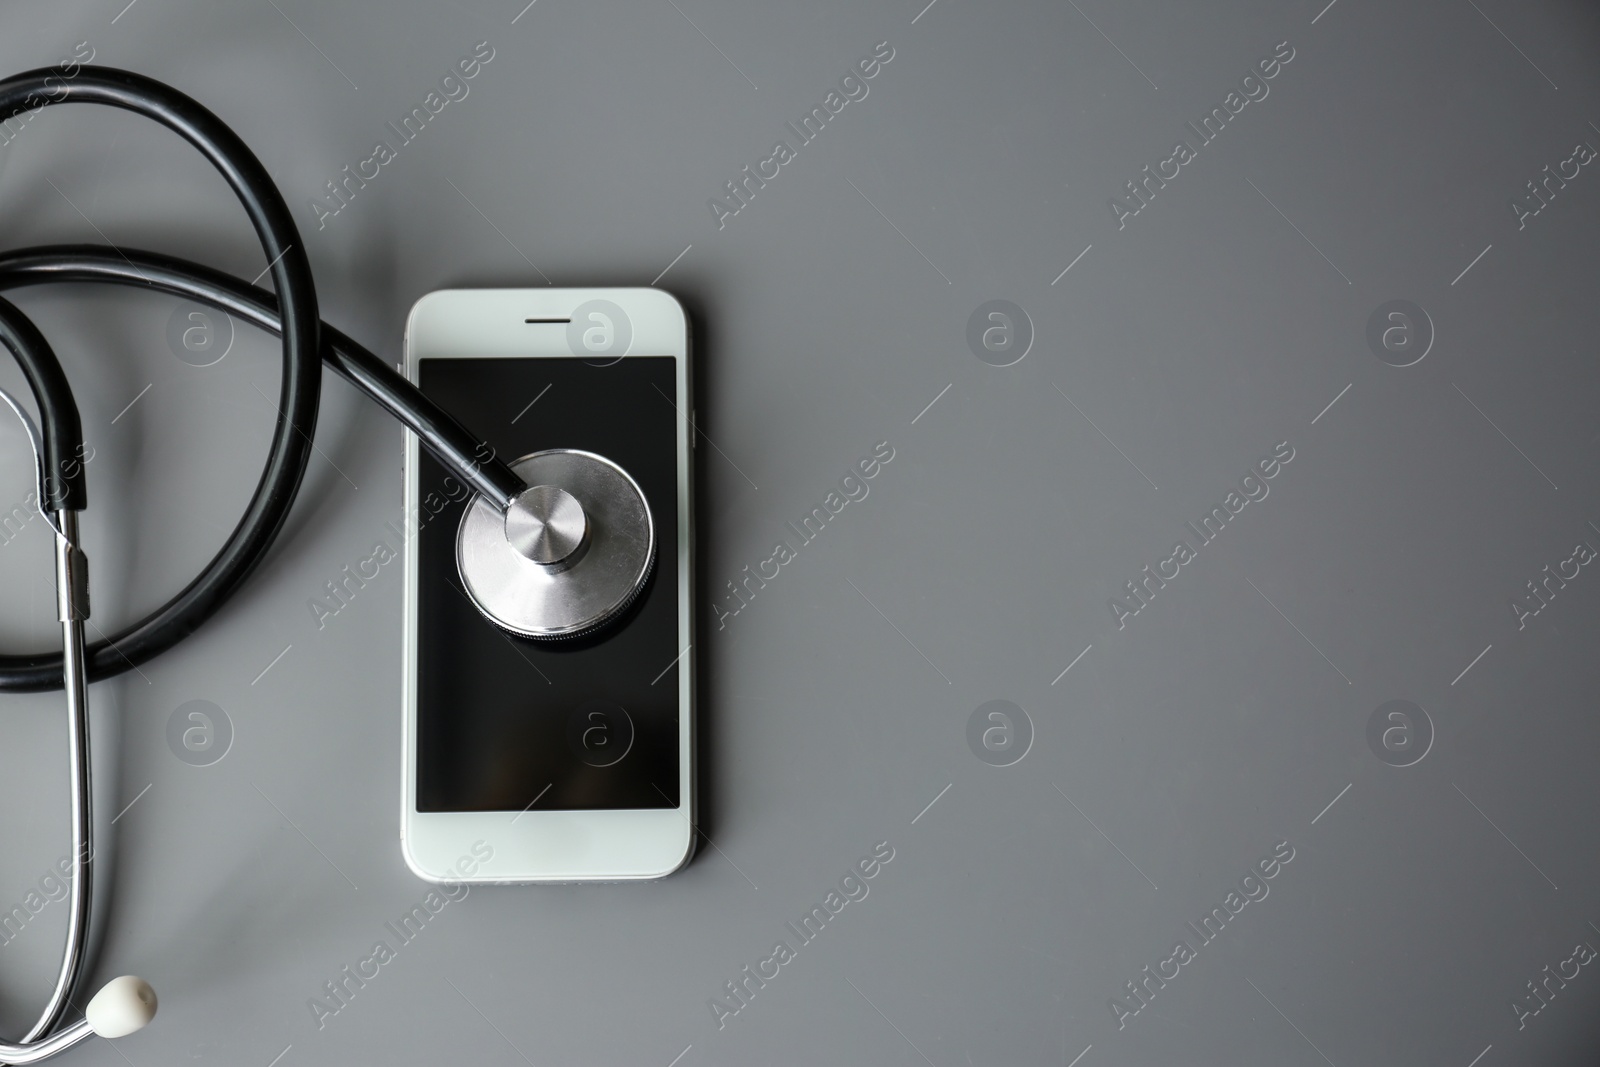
left=85, top=976, right=157, bottom=1039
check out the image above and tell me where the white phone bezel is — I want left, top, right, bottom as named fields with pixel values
left=400, top=288, right=693, bottom=884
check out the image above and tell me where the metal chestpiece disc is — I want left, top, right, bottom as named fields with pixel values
left=457, top=449, right=655, bottom=640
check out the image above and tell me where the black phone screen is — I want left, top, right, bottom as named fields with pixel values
left=414, top=356, right=682, bottom=811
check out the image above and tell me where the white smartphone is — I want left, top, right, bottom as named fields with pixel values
left=400, top=288, right=694, bottom=883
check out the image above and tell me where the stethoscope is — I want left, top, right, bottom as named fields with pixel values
left=0, top=65, right=657, bottom=1062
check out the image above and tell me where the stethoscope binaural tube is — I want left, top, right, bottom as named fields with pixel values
left=0, top=296, right=95, bottom=1053
left=0, top=300, right=157, bottom=1061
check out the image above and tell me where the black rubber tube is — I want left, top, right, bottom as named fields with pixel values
left=0, top=65, right=319, bottom=692
left=0, top=244, right=525, bottom=509
left=0, top=70, right=524, bottom=692
left=0, top=294, right=85, bottom=510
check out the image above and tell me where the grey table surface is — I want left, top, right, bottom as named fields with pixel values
left=0, top=0, right=1597, bottom=1064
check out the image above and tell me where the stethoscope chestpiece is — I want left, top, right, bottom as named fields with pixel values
left=456, top=449, right=655, bottom=640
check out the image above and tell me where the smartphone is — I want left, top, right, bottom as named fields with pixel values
left=401, top=288, right=693, bottom=883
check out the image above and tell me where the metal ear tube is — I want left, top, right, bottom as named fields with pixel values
left=0, top=349, right=155, bottom=1062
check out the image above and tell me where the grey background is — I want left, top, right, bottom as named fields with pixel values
left=0, top=0, right=1596, bottom=1063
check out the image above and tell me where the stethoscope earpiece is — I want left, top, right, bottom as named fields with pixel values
left=84, top=977, right=157, bottom=1040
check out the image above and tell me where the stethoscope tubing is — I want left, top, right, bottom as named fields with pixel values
left=0, top=63, right=320, bottom=698
left=0, top=70, right=522, bottom=693
left=0, top=62, right=523, bottom=1062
